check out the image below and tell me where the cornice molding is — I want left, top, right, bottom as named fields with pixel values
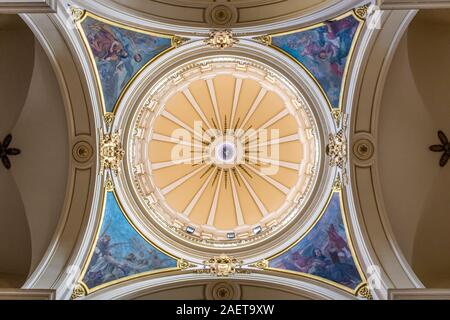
left=378, top=0, right=450, bottom=9
left=0, top=0, right=57, bottom=13
left=389, top=289, right=450, bottom=300
left=69, top=0, right=366, bottom=36
left=0, top=289, right=55, bottom=300
left=84, top=273, right=357, bottom=300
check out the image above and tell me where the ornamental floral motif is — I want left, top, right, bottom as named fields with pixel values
left=357, top=284, right=373, bottom=300
left=353, top=5, right=369, bottom=20
left=100, top=131, right=124, bottom=175
left=429, top=131, right=450, bottom=167
left=201, top=255, right=243, bottom=277
left=69, top=6, right=85, bottom=22
left=205, top=30, right=239, bottom=49
left=71, top=283, right=87, bottom=300
left=0, top=134, right=20, bottom=170
left=326, top=129, right=347, bottom=170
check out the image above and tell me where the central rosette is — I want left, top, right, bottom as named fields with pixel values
left=209, top=135, right=242, bottom=168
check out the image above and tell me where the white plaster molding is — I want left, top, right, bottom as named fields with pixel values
left=0, top=289, right=55, bottom=300
left=345, top=9, right=424, bottom=300
left=19, top=10, right=101, bottom=301
left=69, top=0, right=366, bottom=36
left=84, top=273, right=357, bottom=300
left=0, top=0, right=57, bottom=13
left=378, top=0, right=450, bottom=9
left=389, top=289, right=450, bottom=300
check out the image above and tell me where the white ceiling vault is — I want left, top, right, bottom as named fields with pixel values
left=1, top=0, right=449, bottom=301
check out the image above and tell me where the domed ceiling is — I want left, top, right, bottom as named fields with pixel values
left=11, top=1, right=389, bottom=301
left=130, top=58, right=319, bottom=247
left=64, top=5, right=371, bottom=299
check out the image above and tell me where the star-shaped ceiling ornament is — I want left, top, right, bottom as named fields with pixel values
left=430, top=131, right=450, bottom=167
left=0, top=134, right=21, bottom=170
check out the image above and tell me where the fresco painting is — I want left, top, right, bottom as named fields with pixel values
left=81, top=16, right=172, bottom=112
left=271, top=15, right=360, bottom=108
left=82, top=192, right=177, bottom=290
left=269, top=192, right=363, bottom=290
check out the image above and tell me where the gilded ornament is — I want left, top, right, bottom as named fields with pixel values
left=357, top=284, right=373, bottom=300
left=255, top=35, right=271, bottom=46
left=172, top=36, right=189, bottom=48
left=202, top=255, right=242, bottom=277
left=332, top=175, right=343, bottom=192
left=69, top=6, right=85, bottom=22
left=332, top=109, right=342, bottom=127
left=100, top=131, right=125, bottom=175
left=105, top=177, right=115, bottom=191
left=104, top=113, right=115, bottom=126
left=326, top=129, right=347, bottom=170
left=250, top=259, right=269, bottom=269
left=354, top=5, right=369, bottom=20
left=71, top=283, right=87, bottom=300
left=205, top=30, right=239, bottom=49
left=177, top=259, right=196, bottom=270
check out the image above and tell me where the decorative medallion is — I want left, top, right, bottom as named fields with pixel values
left=353, top=138, right=374, bottom=162
left=205, top=30, right=239, bottom=49
left=206, top=4, right=237, bottom=27
left=100, top=131, right=125, bottom=175
left=206, top=281, right=241, bottom=300
left=72, top=140, right=93, bottom=164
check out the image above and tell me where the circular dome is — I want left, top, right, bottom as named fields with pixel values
left=128, top=56, right=320, bottom=249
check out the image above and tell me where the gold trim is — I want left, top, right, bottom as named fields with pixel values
left=69, top=6, right=86, bottom=22
left=255, top=35, right=272, bottom=46
left=258, top=10, right=365, bottom=115
left=105, top=176, right=115, bottom=192
left=205, top=30, right=239, bottom=49
left=353, top=5, right=370, bottom=20
left=75, top=11, right=180, bottom=115
left=71, top=283, right=87, bottom=300
left=172, top=36, right=190, bottom=48
left=99, top=131, right=125, bottom=175
left=357, top=283, right=373, bottom=300
left=250, top=259, right=269, bottom=269
left=104, top=112, right=115, bottom=126
left=177, top=259, right=197, bottom=270
left=76, top=187, right=183, bottom=295
left=262, top=182, right=368, bottom=296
